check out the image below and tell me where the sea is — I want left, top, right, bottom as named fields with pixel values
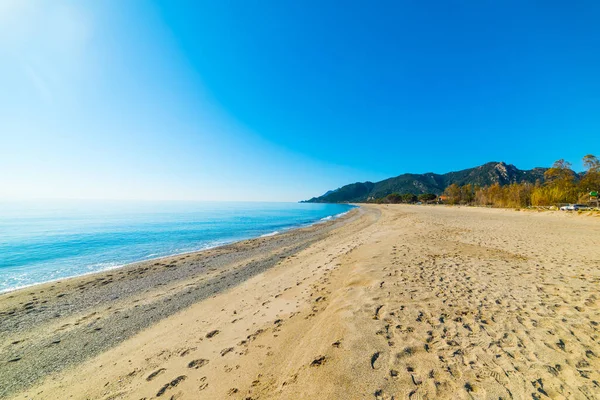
left=0, top=200, right=354, bottom=293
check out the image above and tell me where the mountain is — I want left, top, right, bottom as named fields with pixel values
left=303, top=162, right=548, bottom=203
left=320, top=189, right=338, bottom=197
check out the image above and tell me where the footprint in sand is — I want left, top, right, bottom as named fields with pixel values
left=146, top=368, right=166, bottom=381
left=220, top=347, right=234, bottom=356
left=187, top=359, right=209, bottom=369
left=373, top=305, right=384, bottom=320
left=156, top=375, right=186, bottom=397
left=370, top=352, right=383, bottom=370
left=310, top=355, right=327, bottom=367
left=206, top=330, right=220, bottom=338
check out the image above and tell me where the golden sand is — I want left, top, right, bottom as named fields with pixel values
left=9, top=205, right=600, bottom=399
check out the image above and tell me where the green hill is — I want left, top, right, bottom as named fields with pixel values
left=303, top=162, right=548, bottom=203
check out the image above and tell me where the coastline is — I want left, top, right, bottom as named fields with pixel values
left=0, top=207, right=355, bottom=296
left=0, top=207, right=362, bottom=398
left=4, top=204, right=599, bottom=399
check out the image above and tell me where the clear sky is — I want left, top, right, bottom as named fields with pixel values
left=1, top=1, right=599, bottom=201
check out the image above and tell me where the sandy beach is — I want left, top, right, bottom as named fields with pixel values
left=2, top=205, right=600, bottom=399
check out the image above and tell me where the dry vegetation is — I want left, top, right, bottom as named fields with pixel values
left=443, top=155, right=600, bottom=208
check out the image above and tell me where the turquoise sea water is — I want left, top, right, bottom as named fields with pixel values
left=0, top=201, right=354, bottom=293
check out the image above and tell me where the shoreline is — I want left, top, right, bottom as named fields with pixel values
left=4, top=204, right=599, bottom=399
left=0, top=208, right=356, bottom=296
left=0, top=207, right=363, bottom=398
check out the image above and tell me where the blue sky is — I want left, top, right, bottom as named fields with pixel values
left=1, top=1, right=598, bottom=201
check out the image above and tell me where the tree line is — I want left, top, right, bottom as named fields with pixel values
left=372, top=192, right=438, bottom=204
left=370, top=155, right=600, bottom=208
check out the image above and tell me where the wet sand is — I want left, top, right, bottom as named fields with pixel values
left=3, top=205, right=600, bottom=399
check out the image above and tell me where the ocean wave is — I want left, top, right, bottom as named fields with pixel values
left=260, top=231, right=279, bottom=237
left=318, top=210, right=351, bottom=223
